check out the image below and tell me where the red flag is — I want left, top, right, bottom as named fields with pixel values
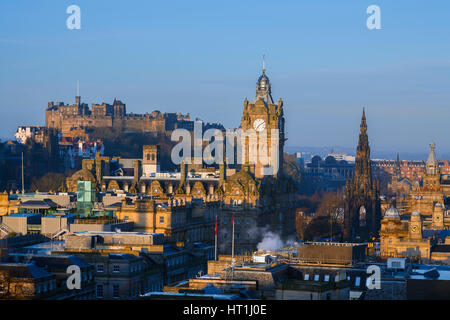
left=232, top=214, right=235, bottom=224
left=214, top=216, right=218, bottom=235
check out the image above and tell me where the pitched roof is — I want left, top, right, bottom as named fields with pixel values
left=0, top=263, right=54, bottom=280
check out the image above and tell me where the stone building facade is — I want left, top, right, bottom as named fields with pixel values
left=64, top=67, right=299, bottom=255
left=380, top=208, right=432, bottom=259
left=45, top=96, right=193, bottom=136
left=399, top=143, right=450, bottom=217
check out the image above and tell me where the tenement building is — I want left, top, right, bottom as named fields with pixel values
left=64, top=66, right=298, bottom=255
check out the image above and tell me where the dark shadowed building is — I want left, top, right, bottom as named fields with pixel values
left=344, top=109, right=381, bottom=241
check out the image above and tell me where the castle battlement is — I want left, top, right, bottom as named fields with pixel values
left=45, top=96, right=193, bottom=136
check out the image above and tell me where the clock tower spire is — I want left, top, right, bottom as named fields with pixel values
left=255, top=56, right=274, bottom=104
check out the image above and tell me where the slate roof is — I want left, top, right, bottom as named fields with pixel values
left=0, top=263, right=54, bottom=280
left=432, top=245, right=450, bottom=253
left=18, top=199, right=59, bottom=209
left=423, top=230, right=450, bottom=240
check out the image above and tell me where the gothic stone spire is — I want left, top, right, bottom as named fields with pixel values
left=344, top=108, right=381, bottom=241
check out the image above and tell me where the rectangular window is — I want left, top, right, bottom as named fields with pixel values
left=96, top=285, right=103, bottom=298
left=97, top=264, right=104, bottom=273
left=113, top=265, right=120, bottom=273
left=324, top=275, right=330, bottom=282
left=355, top=277, right=361, bottom=287
left=159, top=216, right=164, bottom=223
left=113, top=284, right=119, bottom=298
left=304, top=274, right=309, bottom=280
left=314, top=274, right=319, bottom=281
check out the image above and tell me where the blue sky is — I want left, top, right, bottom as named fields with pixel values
left=1, top=0, right=450, bottom=158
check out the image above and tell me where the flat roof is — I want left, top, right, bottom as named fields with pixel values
left=71, top=231, right=164, bottom=236
left=303, top=242, right=367, bottom=247
left=411, top=266, right=450, bottom=281
left=44, top=214, right=76, bottom=218
left=142, top=292, right=239, bottom=300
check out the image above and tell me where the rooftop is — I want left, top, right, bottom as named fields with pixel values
left=71, top=231, right=164, bottom=237
left=0, top=263, right=54, bottom=279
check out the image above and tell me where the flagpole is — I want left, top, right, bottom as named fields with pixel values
left=21, top=152, right=24, bottom=194
left=214, top=215, right=218, bottom=261
left=231, top=214, right=235, bottom=277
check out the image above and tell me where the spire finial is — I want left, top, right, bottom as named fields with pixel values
left=262, top=54, right=266, bottom=73
left=360, top=108, right=367, bottom=129
left=430, top=141, right=436, bottom=152
left=77, top=80, right=80, bottom=96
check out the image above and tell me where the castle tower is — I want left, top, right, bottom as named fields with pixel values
left=113, top=98, right=126, bottom=117
left=142, top=145, right=160, bottom=177
left=344, top=109, right=381, bottom=241
left=240, top=60, right=285, bottom=179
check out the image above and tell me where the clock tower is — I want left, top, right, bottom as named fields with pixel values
left=240, top=63, right=285, bottom=179
left=432, top=202, right=445, bottom=229
left=409, top=211, right=423, bottom=240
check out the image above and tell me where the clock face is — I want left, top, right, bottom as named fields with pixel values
left=253, top=118, right=266, bottom=132
left=412, top=225, right=419, bottom=233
